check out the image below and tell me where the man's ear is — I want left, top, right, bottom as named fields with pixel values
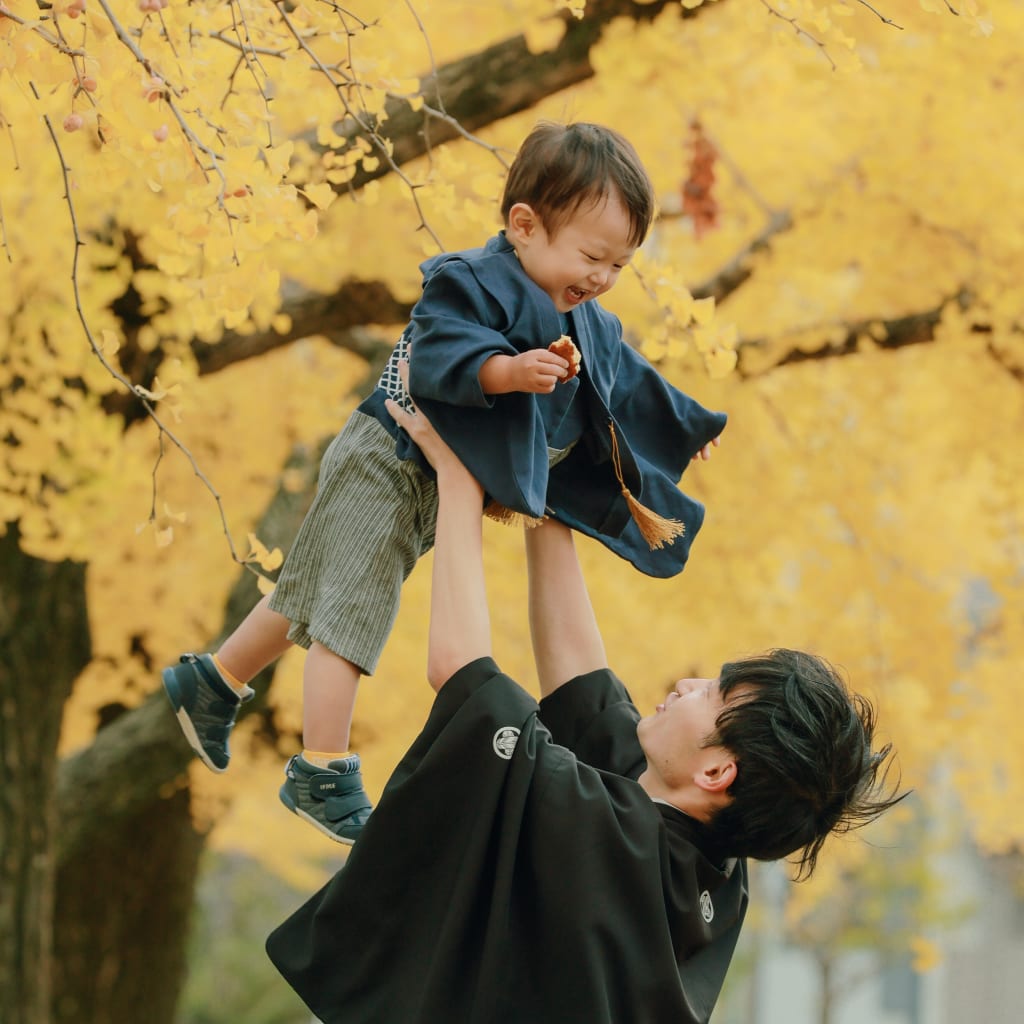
left=695, top=754, right=737, bottom=795
left=506, top=202, right=540, bottom=246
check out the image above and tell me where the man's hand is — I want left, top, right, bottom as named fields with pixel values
left=386, top=360, right=478, bottom=490
left=479, top=351, right=569, bottom=395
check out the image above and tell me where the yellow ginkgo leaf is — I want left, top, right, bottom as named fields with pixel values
left=99, top=329, right=121, bottom=355
left=162, top=502, right=187, bottom=524
left=247, top=532, right=284, bottom=571
left=301, top=183, right=337, bottom=210
left=265, top=141, right=294, bottom=181
left=135, top=382, right=168, bottom=401
left=704, top=346, right=738, bottom=379
left=691, top=296, right=716, bottom=326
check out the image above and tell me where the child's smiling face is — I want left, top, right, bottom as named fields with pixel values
left=506, top=190, right=637, bottom=314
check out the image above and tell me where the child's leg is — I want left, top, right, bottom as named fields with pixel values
left=301, top=641, right=360, bottom=754
left=216, top=594, right=294, bottom=685
left=279, top=642, right=371, bottom=845
left=163, top=595, right=293, bottom=772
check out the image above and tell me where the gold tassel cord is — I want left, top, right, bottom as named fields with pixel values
left=607, top=422, right=685, bottom=551
left=484, top=501, right=546, bottom=529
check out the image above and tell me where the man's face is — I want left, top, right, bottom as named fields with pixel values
left=507, top=191, right=636, bottom=313
left=636, top=677, right=731, bottom=797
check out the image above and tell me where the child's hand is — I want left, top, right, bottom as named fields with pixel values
left=507, top=350, right=570, bottom=393
left=691, top=435, right=721, bottom=462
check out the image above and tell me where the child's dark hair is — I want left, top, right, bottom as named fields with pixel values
left=705, top=649, right=905, bottom=879
left=500, top=122, right=655, bottom=248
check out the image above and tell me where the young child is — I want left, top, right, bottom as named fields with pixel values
left=161, top=121, right=727, bottom=845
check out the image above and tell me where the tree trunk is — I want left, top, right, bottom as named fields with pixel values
left=0, top=526, right=91, bottom=1024
left=51, top=788, right=204, bottom=1024
left=42, top=437, right=322, bottom=1021
left=0, top=531, right=212, bottom=1024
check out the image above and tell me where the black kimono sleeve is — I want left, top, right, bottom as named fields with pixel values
left=537, top=666, right=647, bottom=779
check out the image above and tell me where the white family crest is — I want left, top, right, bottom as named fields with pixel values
left=699, top=890, right=714, bottom=923
left=492, top=726, right=520, bottom=760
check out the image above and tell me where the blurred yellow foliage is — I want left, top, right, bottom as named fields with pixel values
left=1, top=0, right=1015, bottom=932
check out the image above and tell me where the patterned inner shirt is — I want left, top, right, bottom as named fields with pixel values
left=376, top=331, right=415, bottom=412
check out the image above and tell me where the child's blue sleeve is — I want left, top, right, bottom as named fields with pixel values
left=609, top=343, right=728, bottom=477
left=408, top=261, right=519, bottom=408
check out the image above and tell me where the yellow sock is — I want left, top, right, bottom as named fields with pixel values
left=212, top=653, right=248, bottom=694
left=303, top=749, right=352, bottom=769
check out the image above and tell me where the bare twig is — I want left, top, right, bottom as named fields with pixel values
left=0, top=4, right=86, bottom=55
left=225, top=0, right=275, bottom=144
left=94, top=0, right=231, bottom=198
left=314, top=0, right=375, bottom=33
left=0, top=112, right=15, bottom=261
left=274, top=0, right=445, bottom=249
left=419, top=102, right=513, bottom=171
left=758, top=0, right=836, bottom=70
left=30, top=80, right=249, bottom=570
left=198, top=27, right=290, bottom=60
left=404, top=0, right=445, bottom=115
left=853, top=0, right=903, bottom=28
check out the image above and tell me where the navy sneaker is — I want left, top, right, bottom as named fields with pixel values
left=279, top=753, right=373, bottom=845
left=162, top=653, right=254, bottom=773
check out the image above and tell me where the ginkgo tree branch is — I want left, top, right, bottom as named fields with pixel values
left=29, top=0, right=947, bottom=562
left=737, top=288, right=978, bottom=374
left=309, top=0, right=688, bottom=194
left=111, top=201, right=792, bottom=410
left=58, top=296, right=1001, bottom=863
left=111, top=202, right=793, bottom=414
left=104, top=277, right=411, bottom=425
left=75, top=0, right=908, bottom=410
left=96, top=0, right=698, bottom=413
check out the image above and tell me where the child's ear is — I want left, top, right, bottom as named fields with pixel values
left=506, top=202, right=539, bottom=245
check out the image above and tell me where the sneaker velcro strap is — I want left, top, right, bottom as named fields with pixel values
left=324, top=791, right=373, bottom=824
left=309, top=771, right=363, bottom=800
left=204, top=722, right=231, bottom=742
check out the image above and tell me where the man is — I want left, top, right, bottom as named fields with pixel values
left=266, top=364, right=902, bottom=1024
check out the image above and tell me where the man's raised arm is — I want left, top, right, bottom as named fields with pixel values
left=386, top=362, right=491, bottom=691
left=525, top=519, right=608, bottom=698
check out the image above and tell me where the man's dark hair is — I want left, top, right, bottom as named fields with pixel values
left=705, top=649, right=905, bottom=879
left=500, top=122, right=655, bottom=248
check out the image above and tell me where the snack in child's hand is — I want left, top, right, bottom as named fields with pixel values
left=548, top=335, right=581, bottom=381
